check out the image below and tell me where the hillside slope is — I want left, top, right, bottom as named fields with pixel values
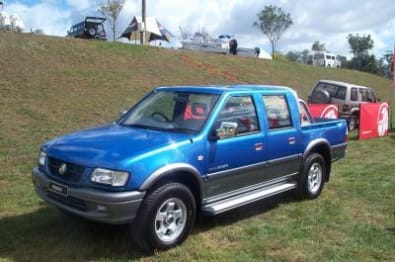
left=1, top=32, right=392, bottom=155
left=1, top=30, right=393, bottom=171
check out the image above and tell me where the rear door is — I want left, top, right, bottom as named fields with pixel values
left=261, top=94, right=302, bottom=180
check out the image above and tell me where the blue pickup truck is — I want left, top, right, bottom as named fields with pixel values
left=32, top=85, right=347, bottom=251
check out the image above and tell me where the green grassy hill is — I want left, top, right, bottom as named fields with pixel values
left=0, top=32, right=394, bottom=261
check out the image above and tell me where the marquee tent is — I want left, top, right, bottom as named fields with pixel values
left=120, top=16, right=173, bottom=43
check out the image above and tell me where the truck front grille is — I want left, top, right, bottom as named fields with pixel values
left=47, top=157, right=85, bottom=182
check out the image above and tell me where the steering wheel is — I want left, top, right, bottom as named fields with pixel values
left=151, top=112, right=170, bottom=122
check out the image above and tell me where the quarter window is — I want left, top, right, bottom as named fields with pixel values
left=262, top=95, right=292, bottom=129
left=360, top=89, right=375, bottom=102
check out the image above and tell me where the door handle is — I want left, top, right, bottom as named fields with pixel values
left=288, top=137, right=296, bottom=144
left=254, top=143, right=263, bottom=151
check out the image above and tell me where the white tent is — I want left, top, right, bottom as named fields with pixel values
left=120, top=16, right=173, bottom=43
left=0, top=11, right=24, bottom=31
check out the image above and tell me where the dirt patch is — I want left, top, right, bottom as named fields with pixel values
left=180, top=54, right=246, bottom=83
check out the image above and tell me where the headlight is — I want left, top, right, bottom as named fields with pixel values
left=91, top=168, right=129, bottom=187
left=38, top=151, right=47, bottom=167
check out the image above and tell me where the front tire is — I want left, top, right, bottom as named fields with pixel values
left=131, top=183, right=196, bottom=252
left=297, top=153, right=326, bottom=199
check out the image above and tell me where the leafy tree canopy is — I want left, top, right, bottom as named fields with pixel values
left=98, top=0, right=125, bottom=41
left=253, top=5, right=293, bottom=59
left=347, top=34, right=374, bottom=57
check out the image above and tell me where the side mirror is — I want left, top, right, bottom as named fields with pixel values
left=212, top=121, right=238, bottom=140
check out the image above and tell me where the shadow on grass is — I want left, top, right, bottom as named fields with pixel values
left=0, top=193, right=297, bottom=261
left=195, top=191, right=297, bottom=232
left=0, top=203, right=148, bottom=261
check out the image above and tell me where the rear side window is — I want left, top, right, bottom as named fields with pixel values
left=351, top=87, right=358, bottom=101
left=262, top=95, right=292, bottom=129
left=334, top=86, right=346, bottom=100
left=314, top=83, right=338, bottom=98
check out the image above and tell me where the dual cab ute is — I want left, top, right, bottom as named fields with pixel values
left=32, top=85, right=347, bottom=251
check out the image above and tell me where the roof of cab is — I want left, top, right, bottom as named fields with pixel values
left=154, top=85, right=294, bottom=95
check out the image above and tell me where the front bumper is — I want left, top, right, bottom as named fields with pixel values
left=32, top=167, right=145, bottom=224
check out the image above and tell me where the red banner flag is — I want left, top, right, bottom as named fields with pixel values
left=308, top=104, right=339, bottom=119
left=359, top=103, right=389, bottom=140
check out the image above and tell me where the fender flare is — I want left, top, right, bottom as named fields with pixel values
left=139, top=163, right=205, bottom=199
left=303, top=138, right=332, bottom=181
left=303, top=138, right=330, bottom=158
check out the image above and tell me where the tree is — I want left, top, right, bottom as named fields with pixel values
left=311, top=41, right=326, bottom=53
left=98, top=0, right=125, bottom=41
left=378, top=51, right=394, bottom=78
left=349, top=54, right=379, bottom=74
left=301, top=49, right=310, bottom=64
left=337, top=55, right=348, bottom=68
left=347, top=34, right=374, bottom=57
left=311, top=41, right=325, bottom=65
left=286, top=51, right=300, bottom=62
left=347, top=34, right=375, bottom=72
left=253, top=5, right=293, bottom=59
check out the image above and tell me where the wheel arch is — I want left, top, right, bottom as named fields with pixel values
left=303, top=139, right=331, bottom=182
left=139, top=163, right=204, bottom=207
left=350, top=107, right=360, bottom=116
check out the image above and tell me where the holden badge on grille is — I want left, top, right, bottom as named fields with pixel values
left=58, top=163, right=67, bottom=175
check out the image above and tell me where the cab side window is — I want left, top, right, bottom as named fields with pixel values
left=351, top=87, right=358, bottom=101
left=262, top=95, right=292, bottom=129
left=215, top=96, right=259, bottom=138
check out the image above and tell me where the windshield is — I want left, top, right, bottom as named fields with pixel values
left=119, top=91, right=219, bottom=133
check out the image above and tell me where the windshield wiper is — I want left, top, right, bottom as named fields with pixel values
left=121, top=123, right=151, bottom=129
left=168, top=128, right=198, bottom=134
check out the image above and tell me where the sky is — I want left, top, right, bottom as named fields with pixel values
left=2, top=0, right=394, bottom=58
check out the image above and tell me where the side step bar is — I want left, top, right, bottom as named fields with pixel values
left=202, top=182, right=297, bottom=215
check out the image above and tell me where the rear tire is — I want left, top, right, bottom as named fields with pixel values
left=297, top=153, right=326, bottom=199
left=131, top=183, right=196, bottom=252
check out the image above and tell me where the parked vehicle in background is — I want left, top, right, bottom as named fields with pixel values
left=313, top=52, right=341, bottom=68
left=67, top=17, right=106, bottom=41
left=308, top=80, right=380, bottom=130
left=33, top=85, right=347, bottom=251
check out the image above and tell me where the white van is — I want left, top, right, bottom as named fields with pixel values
left=313, top=52, right=341, bottom=68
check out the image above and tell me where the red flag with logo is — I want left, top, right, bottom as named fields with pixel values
left=308, top=104, right=339, bottom=119
left=359, top=103, right=389, bottom=140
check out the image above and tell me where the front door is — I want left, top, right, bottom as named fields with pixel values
left=204, top=95, right=266, bottom=198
